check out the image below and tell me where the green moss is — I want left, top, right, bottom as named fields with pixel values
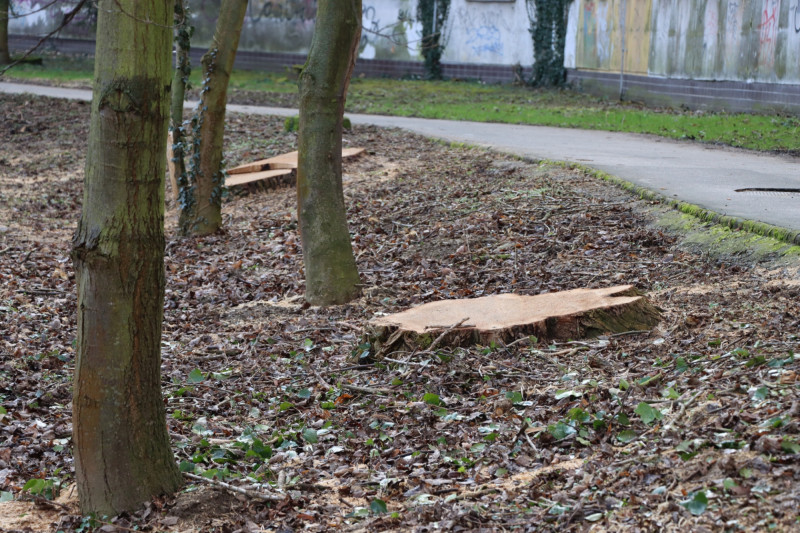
left=284, top=115, right=300, bottom=132
left=415, top=333, right=433, bottom=349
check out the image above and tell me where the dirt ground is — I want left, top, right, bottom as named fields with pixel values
left=1, top=94, right=799, bottom=532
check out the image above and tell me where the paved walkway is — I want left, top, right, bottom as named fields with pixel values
left=3, top=81, right=799, bottom=236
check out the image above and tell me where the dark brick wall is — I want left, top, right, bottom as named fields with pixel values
left=8, top=34, right=526, bottom=84
left=567, top=69, right=800, bottom=114
left=10, top=35, right=800, bottom=113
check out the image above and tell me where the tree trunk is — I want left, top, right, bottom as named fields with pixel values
left=0, top=0, right=11, bottom=65
left=70, top=0, right=181, bottom=516
left=297, top=0, right=362, bottom=306
left=179, top=0, right=247, bottom=236
left=170, top=0, right=191, bottom=202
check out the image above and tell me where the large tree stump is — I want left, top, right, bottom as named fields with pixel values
left=366, top=285, right=660, bottom=355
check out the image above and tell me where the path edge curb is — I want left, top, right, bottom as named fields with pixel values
left=545, top=160, right=800, bottom=247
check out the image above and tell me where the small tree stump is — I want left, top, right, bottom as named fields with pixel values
left=366, top=285, right=660, bottom=355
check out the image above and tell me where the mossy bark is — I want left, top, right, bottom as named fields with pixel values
left=70, top=0, right=181, bottom=516
left=179, top=0, right=247, bottom=236
left=169, top=0, right=192, bottom=195
left=0, top=0, right=11, bottom=65
left=297, top=0, right=362, bottom=306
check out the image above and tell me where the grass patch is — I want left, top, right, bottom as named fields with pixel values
left=4, top=53, right=800, bottom=154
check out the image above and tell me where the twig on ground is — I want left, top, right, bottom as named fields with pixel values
left=341, top=383, right=394, bottom=395
left=610, top=330, right=652, bottom=337
left=384, top=356, right=429, bottom=367
left=184, top=472, right=286, bottom=502
left=450, top=487, right=499, bottom=501
left=311, top=367, right=334, bottom=391
left=422, top=317, right=471, bottom=354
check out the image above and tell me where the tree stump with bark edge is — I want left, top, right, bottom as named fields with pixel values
left=366, top=285, right=660, bottom=355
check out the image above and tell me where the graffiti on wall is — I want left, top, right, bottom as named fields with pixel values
left=453, top=7, right=510, bottom=59
left=360, top=5, right=415, bottom=60
left=794, top=1, right=800, bottom=32
left=574, top=0, right=800, bottom=84
left=577, top=0, right=611, bottom=69
left=758, top=0, right=781, bottom=69
left=246, top=0, right=316, bottom=22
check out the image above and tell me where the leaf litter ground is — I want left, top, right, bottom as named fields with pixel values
left=1, top=94, right=799, bottom=532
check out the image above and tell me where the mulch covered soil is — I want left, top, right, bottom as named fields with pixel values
left=1, top=94, right=799, bottom=532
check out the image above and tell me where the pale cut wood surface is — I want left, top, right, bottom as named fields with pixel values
left=225, top=168, right=292, bottom=187
left=367, top=285, right=661, bottom=353
left=227, top=147, right=365, bottom=174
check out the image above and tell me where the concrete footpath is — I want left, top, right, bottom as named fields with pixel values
left=3, top=81, right=799, bottom=239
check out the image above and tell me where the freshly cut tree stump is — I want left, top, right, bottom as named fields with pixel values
left=227, top=147, right=365, bottom=174
left=367, top=285, right=660, bottom=355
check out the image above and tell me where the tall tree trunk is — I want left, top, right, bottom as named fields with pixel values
left=170, top=0, right=192, bottom=201
left=297, top=0, right=362, bottom=306
left=70, top=0, right=181, bottom=516
left=179, top=0, right=247, bottom=236
left=0, top=0, right=11, bottom=65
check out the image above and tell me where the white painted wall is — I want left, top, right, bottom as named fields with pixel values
left=442, top=0, right=534, bottom=66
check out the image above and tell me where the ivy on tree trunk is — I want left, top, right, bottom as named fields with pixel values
left=416, top=0, right=450, bottom=80
left=297, top=0, right=362, bottom=306
left=179, top=0, right=247, bottom=236
left=169, top=0, right=192, bottom=195
left=70, top=0, right=181, bottom=515
left=528, top=0, right=572, bottom=87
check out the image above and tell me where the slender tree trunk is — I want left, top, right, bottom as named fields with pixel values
left=70, top=0, right=181, bottom=516
left=0, top=0, right=11, bottom=65
left=297, top=0, right=362, bottom=306
left=179, top=0, right=247, bottom=236
left=170, top=0, right=191, bottom=200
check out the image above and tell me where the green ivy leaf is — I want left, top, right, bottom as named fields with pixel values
left=745, top=356, right=767, bottom=368
left=634, top=402, right=663, bottom=425
left=505, top=391, right=524, bottom=404
left=179, top=461, right=196, bottom=472
left=638, top=374, right=661, bottom=387
left=616, top=429, right=638, bottom=443
left=753, top=387, right=769, bottom=401
left=297, top=388, right=311, bottom=399
left=302, top=428, right=318, bottom=444
left=681, top=490, right=708, bottom=516
left=423, top=393, right=441, bottom=406
left=370, top=498, right=388, bottom=514
left=548, top=421, right=576, bottom=440
left=781, top=439, right=800, bottom=454
left=188, top=368, right=206, bottom=384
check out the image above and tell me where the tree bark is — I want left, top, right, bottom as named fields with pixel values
left=70, top=0, right=181, bottom=516
left=169, top=0, right=192, bottom=201
left=297, top=0, right=362, bottom=306
left=0, top=0, right=11, bottom=65
left=179, top=0, right=247, bottom=236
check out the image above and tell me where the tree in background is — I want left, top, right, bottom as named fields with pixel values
left=70, top=0, right=181, bottom=515
left=297, top=0, right=361, bottom=306
left=0, top=0, right=10, bottom=64
left=170, top=0, right=193, bottom=199
left=179, top=0, right=247, bottom=236
left=416, top=0, right=450, bottom=80
left=527, top=0, right=572, bottom=86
